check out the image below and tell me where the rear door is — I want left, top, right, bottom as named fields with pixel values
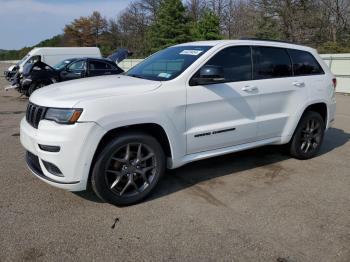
left=288, top=49, right=326, bottom=104
left=186, top=46, right=259, bottom=154
left=252, top=46, right=309, bottom=140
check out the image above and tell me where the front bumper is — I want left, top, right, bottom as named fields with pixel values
left=20, top=117, right=105, bottom=191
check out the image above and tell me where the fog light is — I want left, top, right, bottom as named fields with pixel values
left=39, top=144, right=60, bottom=152
left=42, top=160, right=63, bottom=177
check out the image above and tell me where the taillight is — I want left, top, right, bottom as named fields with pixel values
left=332, top=78, right=337, bottom=89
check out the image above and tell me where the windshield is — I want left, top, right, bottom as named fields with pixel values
left=18, top=54, right=30, bottom=65
left=54, top=59, right=76, bottom=70
left=126, top=45, right=212, bottom=81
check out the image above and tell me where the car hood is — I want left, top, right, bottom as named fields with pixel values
left=30, top=75, right=162, bottom=108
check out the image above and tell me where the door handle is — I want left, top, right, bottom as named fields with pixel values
left=293, top=81, right=305, bottom=87
left=242, top=85, right=258, bottom=92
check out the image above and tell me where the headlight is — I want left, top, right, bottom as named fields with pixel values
left=44, top=108, right=83, bottom=124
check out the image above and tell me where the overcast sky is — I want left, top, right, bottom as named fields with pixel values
left=0, top=0, right=131, bottom=50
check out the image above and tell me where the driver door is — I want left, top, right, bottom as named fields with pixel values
left=61, top=60, right=86, bottom=81
left=186, top=46, right=260, bottom=154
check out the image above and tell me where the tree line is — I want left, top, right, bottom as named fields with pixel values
left=1, top=0, right=350, bottom=60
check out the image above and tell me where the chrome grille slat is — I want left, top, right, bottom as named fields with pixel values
left=25, top=103, right=46, bottom=129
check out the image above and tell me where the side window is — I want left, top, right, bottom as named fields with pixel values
left=204, top=46, right=252, bottom=82
left=288, top=49, right=324, bottom=75
left=68, top=60, right=86, bottom=72
left=90, top=60, right=112, bottom=70
left=26, top=55, right=41, bottom=65
left=253, top=47, right=292, bottom=79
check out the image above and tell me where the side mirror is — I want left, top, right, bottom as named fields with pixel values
left=190, top=65, right=225, bottom=86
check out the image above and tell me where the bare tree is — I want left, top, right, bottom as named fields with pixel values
left=186, top=0, right=207, bottom=21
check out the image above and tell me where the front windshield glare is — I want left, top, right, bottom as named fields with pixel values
left=126, top=46, right=212, bottom=81
left=19, top=54, right=30, bottom=65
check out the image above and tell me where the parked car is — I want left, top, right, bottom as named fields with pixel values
left=20, top=39, right=336, bottom=206
left=9, top=48, right=132, bottom=96
left=4, top=47, right=102, bottom=80
left=4, top=64, right=19, bottom=81
left=18, top=57, right=124, bottom=96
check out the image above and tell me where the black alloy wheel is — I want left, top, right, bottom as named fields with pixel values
left=289, top=111, right=325, bottom=159
left=91, top=132, right=165, bottom=206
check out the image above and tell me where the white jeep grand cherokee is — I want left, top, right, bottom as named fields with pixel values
left=20, top=40, right=336, bottom=206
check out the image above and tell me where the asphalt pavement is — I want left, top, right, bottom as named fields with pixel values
left=0, top=63, right=349, bottom=261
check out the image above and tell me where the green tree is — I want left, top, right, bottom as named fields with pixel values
left=146, top=0, right=191, bottom=53
left=192, top=9, right=222, bottom=40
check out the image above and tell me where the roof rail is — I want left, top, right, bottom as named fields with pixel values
left=239, top=37, right=297, bottom=45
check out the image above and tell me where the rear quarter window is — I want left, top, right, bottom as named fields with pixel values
left=288, top=49, right=324, bottom=76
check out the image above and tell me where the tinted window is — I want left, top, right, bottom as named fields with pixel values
left=204, top=46, right=252, bottom=82
left=54, top=59, right=76, bottom=70
left=288, top=49, right=324, bottom=75
left=90, top=60, right=113, bottom=70
left=68, top=60, right=86, bottom=72
left=253, top=47, right=292, bottom=79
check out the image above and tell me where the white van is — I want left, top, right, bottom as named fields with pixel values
left=15, top=47, right=101, bottom=73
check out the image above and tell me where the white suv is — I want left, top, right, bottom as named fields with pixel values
left=20, top=40, right=336, bottom=206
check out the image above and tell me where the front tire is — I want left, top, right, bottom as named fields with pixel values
left=91, top=132, right=165, bottom=206
left=26, top=84, right=37, bottom=97
left=289, top=111, right=325, bottom=159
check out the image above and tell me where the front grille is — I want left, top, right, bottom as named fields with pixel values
left=26, top=103, right=47, bottom=128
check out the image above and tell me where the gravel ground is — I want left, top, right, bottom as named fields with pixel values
left=0, top=63, right=349, bottom=262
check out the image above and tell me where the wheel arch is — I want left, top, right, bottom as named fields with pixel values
left=286, top=101, right=328, bottom=144
left=87, top=123, right=173, bottom=187
left=303, top=102, right=327, bottom=124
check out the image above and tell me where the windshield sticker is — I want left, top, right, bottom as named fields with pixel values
left=180, top=50, right=203, bottom=56
left=158, top=72, right=172, bottom=78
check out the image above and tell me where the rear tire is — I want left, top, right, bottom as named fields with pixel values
left=289, top=111, right=325, bottom=159
left=91, top=132, right=165, bottom=206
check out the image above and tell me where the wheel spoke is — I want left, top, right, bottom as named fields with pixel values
left=141, top=153, right=154, bottom=162
left=136, top=144, right=142, bottom=162
left=142, top=165, right=155, bottom=173
left=130, top=179, right=140, bottom=192
left=125, top=144, right=130, bottom=161
left=134, top=169, right=150, bottom=184
left=313, top=122, right=320, bottom=131
left=107, top=169, right=121, bottom=175
left=120, top=179, right=131, bottom=196
left=306, top=121, right=310, bottom=132
left=310, top=120, right=315, bottom=131
left=111, top=157, right=127, bottom=163
left=301, top=141, right=307, bottom=151
left=110, top=175, right=122, bottom=189
left=305, top=141, right=311, bottom=153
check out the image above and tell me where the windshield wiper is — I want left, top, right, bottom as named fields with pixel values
left=127, top=74, right=144, bottom=79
